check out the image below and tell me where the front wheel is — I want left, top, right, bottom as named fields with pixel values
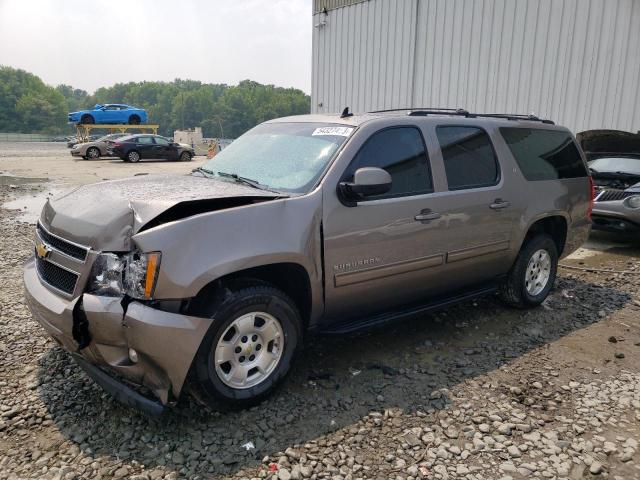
left=179, top=151, right=191, bottom=162
left=191, top=283, right=301, bottom=410
left=128, top=115, right=141, bottom=125
left=499, top=234, right=558, bottom=308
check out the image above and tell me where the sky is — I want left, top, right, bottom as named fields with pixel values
left=0, top=0, right=312, bottom=93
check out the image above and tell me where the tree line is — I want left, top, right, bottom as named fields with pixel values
left=0, top=66, right=311, bottom=138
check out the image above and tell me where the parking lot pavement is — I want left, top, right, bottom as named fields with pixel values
left=1, top=144, right=640, bottom=479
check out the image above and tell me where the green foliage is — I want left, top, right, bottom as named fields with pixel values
left=0, top=66, right=67, bottom=134
left=0, top=66, right=311, bottom=137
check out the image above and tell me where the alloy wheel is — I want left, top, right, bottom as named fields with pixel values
left=525, top=249, right=551, bottom=296
left=213, top=312, right=284, bottom=389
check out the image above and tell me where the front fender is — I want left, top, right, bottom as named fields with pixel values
left=131, top=193, right=324, bottom=301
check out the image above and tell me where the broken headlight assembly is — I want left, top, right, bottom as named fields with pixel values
left=87, top=251, right=161, bottom=300
left=623, top=195, right=640, bottom=209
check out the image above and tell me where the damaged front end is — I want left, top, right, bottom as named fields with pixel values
left=24, top=174, right=287, bottom=412
left=25, top=212, right=219, bottom=412
left=24, top=247, right=213, bottom=413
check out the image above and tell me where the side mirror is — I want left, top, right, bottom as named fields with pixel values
left=338, top=167, right=392, bottom=205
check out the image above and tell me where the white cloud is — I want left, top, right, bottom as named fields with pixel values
left=0, top=0, right=312, bottom=93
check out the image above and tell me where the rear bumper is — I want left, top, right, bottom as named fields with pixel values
left=24, top=257, right=212, bottom=407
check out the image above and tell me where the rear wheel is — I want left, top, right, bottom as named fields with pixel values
left=80, top=114, right=94, bottom=125
left=126, top=150, right=140, bottom=163
left=86, top=147, right=100, bottom=159
left=179, top=151, right=191, bottom=162
left=499, top=234, right=558, bottom=308
left=191, top=282, right=301, bottom=410
left=128, top=115, right=141, bottom=125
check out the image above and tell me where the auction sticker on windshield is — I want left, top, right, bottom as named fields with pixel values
left=312, top=126, right=354, bottom=137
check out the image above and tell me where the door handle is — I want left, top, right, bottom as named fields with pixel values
left=490, top=199, right=511, bottom=210
left=415, top=210, right=441, bottom=222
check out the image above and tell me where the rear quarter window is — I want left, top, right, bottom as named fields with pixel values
left=500, top=128, right=587, bottom=181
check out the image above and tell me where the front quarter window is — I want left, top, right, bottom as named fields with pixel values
left=200, top=122, right=353, bottom=193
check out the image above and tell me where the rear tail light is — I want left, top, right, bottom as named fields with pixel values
left=588, top=176, right=595, bottom=219
left=113, top=142, right=122, bottom=148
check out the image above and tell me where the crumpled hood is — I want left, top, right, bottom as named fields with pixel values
left=41, top=174, right=279, bottom=251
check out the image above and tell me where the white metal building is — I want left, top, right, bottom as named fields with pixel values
left=311, top=0, right=640, bottom=134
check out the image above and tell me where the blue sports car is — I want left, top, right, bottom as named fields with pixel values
left=68, top=104, right=148, bottom=125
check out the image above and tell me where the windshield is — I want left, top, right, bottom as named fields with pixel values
left=589, top=157, right=640, bottom=175
left=199, top=122, right=354, bottom=193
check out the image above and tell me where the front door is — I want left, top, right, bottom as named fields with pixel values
left=322, top=126, right=449, bottom=321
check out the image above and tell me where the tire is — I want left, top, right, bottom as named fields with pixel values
left=499, top=233, right=558, bottom=308
left=191, top=282, right=301, bottom=410
left=80, top=114, right=94, bottom=125
left=179, top=151, right=191, bottom=162
left=128, top=115, right=141, bottom=125
left=86, top=147, right=100, bottom=160
left=126, top=150, right=140, bottom=163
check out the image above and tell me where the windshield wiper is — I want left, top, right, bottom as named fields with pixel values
left=216, top=171, right=277, bottom=192
left=192, top=166, right=216, bottom=177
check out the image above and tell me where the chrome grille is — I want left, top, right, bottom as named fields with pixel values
left=36, top=222, right=89, bottom=261
left=36, top=256, right=79, bottom=295
left=596, top=189, right=637, bottom=202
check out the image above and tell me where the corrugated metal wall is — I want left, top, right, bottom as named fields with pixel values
left=311, top=0, right=640, bottom=133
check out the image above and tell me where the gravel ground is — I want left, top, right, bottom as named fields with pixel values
left=2, top=146, right=640, bottom=479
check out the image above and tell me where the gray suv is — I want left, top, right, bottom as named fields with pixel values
left=24, top=109, right=592, bottom=413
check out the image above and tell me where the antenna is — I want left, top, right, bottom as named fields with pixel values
left=340, top=107, right=353, bottom=118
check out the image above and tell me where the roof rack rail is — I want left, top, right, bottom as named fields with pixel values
left=367, top=107, right=554, bottom=124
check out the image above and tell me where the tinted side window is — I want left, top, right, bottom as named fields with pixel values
left=137, top=136, right=153, bottom=145
left=500, top=128, right=587, bottom=180
left=436, top=126, right=500, bottom=190
left=344, top=127, right=433, bottom=200
left=154, top=137, right=169, bottom=146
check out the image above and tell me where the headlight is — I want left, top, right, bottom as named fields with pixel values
left=624, top=195, right=640, bottom=209
left=87, top=253, right=124, bottom=296
left=87, top=251, right=161, bottom=299
left=123, top=251, right=161, bottom=300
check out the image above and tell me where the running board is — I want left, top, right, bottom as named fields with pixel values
left=320, top=284, right=498, bottom=335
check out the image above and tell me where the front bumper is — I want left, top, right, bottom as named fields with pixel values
left=592, top=202, right=640, bottom=234
left=24, top=257, right=212, bottom=407
left=70, top=149, right=82, bottom=157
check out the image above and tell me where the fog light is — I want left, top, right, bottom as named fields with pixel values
left=128, top=348, right=139, bottom=363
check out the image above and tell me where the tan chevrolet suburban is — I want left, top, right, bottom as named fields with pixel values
left=24, top=108, right=593, bottom=414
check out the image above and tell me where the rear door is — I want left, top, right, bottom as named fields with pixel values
left=421, top=124, right=522, bottom=286
left=135, top=136, right=155, bottom=158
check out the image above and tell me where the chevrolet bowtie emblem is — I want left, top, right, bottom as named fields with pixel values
left=35, top=242, right=51, bottom=259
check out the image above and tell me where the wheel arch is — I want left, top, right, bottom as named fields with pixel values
left=521, top=214, right=568, bottom=256
left=189, top=262, right=314, bottom=330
